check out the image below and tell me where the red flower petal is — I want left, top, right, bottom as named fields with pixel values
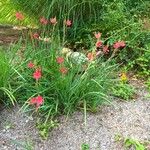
left=56, top=57, right=64, bottom=64
left=32, top=33, right=39, bottom=39
left=87, top=52, right=95, bottom=61
left=60, top=67, right=68, bottom=74
left=94, top=32, right=101, bottom=39
left=103, top=46, right=109, bottom=54
left=40, top=17, right=48, bottom=25
left=28, top=61, right=34, bottom=68
left=29, top=97, right=37, bottom=105
left=15, top=12, right=24, bottom=20
left=33, top=69, right=42, bottom=80
left=64, top=19, right=72, bottom=27
left=113, top=41, right=126, bottom=49
left=50, top=17, right=57, bottom=25
left=36, top=95, right=44, bottom=107
left=96, top=41, right=102, bottom=48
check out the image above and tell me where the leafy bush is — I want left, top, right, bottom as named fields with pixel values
left=127, top=42, right=150, bottom=77
left=7, top=17, right=118, bottom=119
left=112, top=73, right=135, bottom=100
left=112, top=82, right=135, bottom=100
left=115, top=134, right=148, bottom=150
left=11, top=39, right=116, bottom=117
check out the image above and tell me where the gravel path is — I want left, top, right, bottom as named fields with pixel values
left=0, top=80, right=150, bottom=150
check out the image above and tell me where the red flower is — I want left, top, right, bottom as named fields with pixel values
left=36, top=95, right=44, bottom=107
left=94, top=32, right=101, bottom=39
left=113, top=41, right=126, bottom=49
left=32, top=33, right=39, bottom=39
left=103, top=45, right=109, bottom=54
left=29, top=97, right=37, bottom=105
left=40, top=17, right=48, bottom=25
left=29, top=95, right=44, bottom=110
left=56, top=57, right=64, bottom=64
left=60, top=67, right=68, bottom=74
left=87, top=52, right=95, bottom=61
left=15, top=12, right=24, bottom=21
left=96, top=40, right=102, bottom=48
left=50, top=17, right=57, bottom=25
left=33, top=68, right=42, bottom=81
left=28, top=61, right=34, bottom=68
left=64, top=19, right=72, bottom=27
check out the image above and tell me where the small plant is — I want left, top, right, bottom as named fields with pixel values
left=146, top=78, right=150, bottom=91
left=115, top=134, right=149, bottom=150
left=36, top=119, right=59, bottom=140
left=112, top=82, right=135, bottom=100
left=81, top=143, right=90, bottom=150
left=112, top=73, right=135, bottom=100
left=124, top=138, right=146, bottom=150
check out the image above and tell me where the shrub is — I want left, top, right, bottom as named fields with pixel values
left=11, top=40, right=117, bottom=116
left=112, top=82, right=135, bottom=100
left=112, top=72, right=135, bottom=100
left=6, top=16, right=119, bottom=120
left=127, top=42, right=150, bottom=77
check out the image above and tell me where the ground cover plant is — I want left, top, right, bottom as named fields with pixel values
left=112, top=72, right=136, bottom=100
left=115, top=134, right=150, bottom=150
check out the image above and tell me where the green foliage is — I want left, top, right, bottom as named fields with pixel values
left=0, top=50, right=10, bottom=87
left=0, top=0, right=34, bottom=25
left=9, top=29, right=117, bottom=122
left=112, top=82, right=135, bottom=100
left=36, top=120, right=59, bottom=140
left=0, top=50, right=16, bottom=105
left=146, top=78, right=150, bottom=92
left=124, top=138, right=146, bottom=150
left=115, top=134, right=149, bottom=150
left=128, top=43, right=150, bottom=77
left=81, top=143, right=90, bottom=150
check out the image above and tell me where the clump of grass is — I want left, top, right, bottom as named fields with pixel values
left=0, top=50, right=16, bottom=105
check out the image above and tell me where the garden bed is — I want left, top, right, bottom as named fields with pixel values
left=0, top=79, right=149, bottom=150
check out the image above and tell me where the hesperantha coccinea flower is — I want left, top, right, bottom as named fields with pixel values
left=56, top=57, right=64, bottom=64
left=15, top=12, right=24, bottom=21
left=64, top=19, right=72, bottom=27
left=27, top=61, right=34, bottom=68
left=50, top=17, right=57, bottom=25
left=40, top=17, right=48, bottom=25
left=94, top=32, right=101, bottom=39
left=96, top=40, right=103, bottom=48
left=29, top=95, right=44, bottom=110
left=59, top=67, right=68, bottom=74
left=32, top=33, right=40, bottom=39
left=113, top=41, right=126, bottom=49
left=33, top=68, right=42, bottom=81
left=103, top=45, right=109, bottom=54
left=87, top=52, right=95, bottom=61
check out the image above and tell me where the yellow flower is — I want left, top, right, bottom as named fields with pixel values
left=121, top=73, right=127, bottom=81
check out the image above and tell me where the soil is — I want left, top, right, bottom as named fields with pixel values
left=0, top=79, right=150, bottom=150
left=0, top=25, right=21, bottom=46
